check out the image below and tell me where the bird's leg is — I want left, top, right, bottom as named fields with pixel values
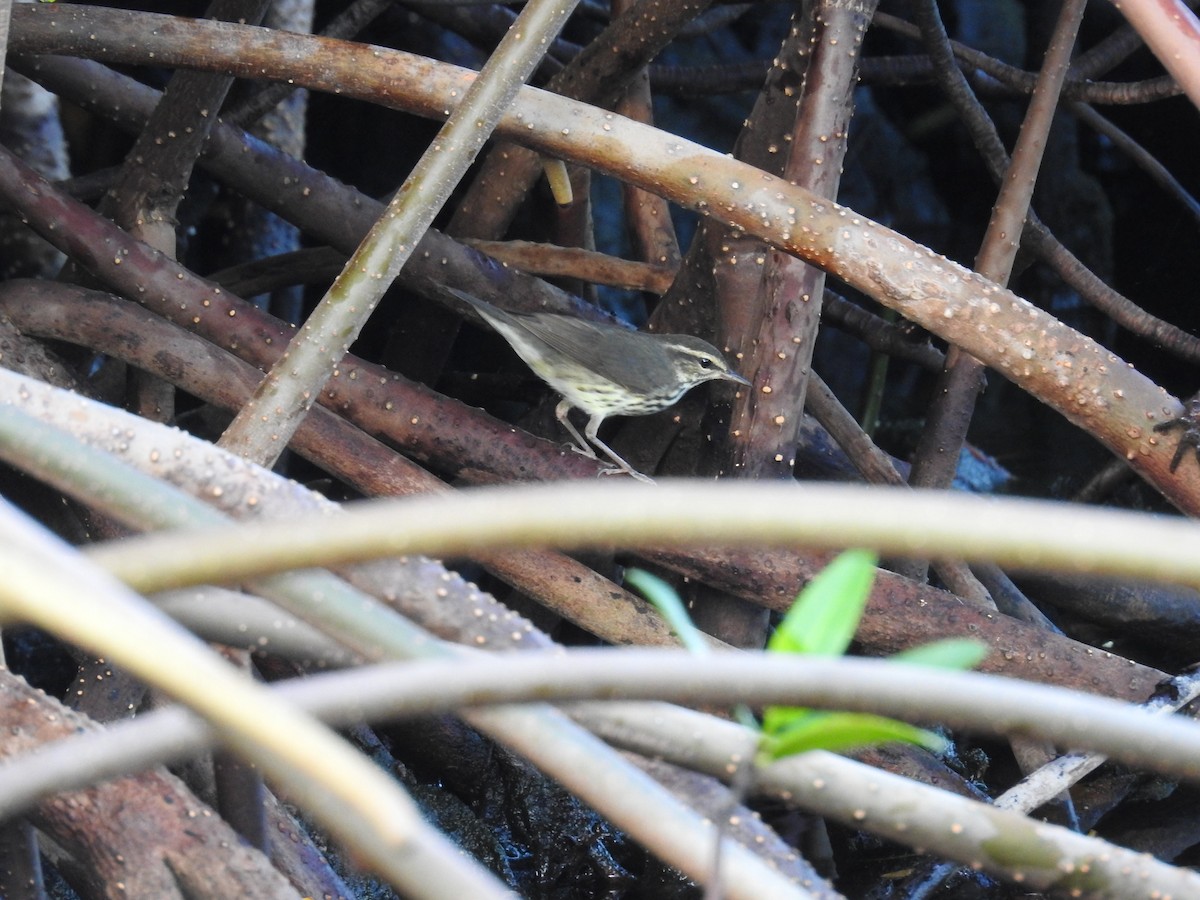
left=1155, top=391, right=1200, bottom=472
left=554, top=400, right=598, bottom=458
left=585, top=415, right=655, bottom=484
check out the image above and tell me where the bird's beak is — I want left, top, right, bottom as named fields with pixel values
left=726, top=372, right=752, bottom=387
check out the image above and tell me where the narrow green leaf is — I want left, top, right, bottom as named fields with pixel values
left=758, top=712, right=947, bottom=762
left=892, top=638, right=989, bottom=670
left=767, top=549, right=877, bottom=657
left=625, top=569, right=761, bottom=729
left=623, top=567, right=710, bottom=656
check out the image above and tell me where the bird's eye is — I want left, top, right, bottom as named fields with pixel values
left=698, top=357, right=714, bottom=369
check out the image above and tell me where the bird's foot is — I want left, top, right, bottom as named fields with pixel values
left=566, top=441, right=599, bottom=460
left=598, top=465, right=655, bottom=484
left=1155, top=392, right=1200, bottom=472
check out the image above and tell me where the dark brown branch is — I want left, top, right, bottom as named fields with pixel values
left=0, top=670, right=297, bottom=899
left=651, top=54, right=1181, bottom=104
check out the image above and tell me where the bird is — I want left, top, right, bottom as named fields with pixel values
left=448, top=287, right=751, bottom=482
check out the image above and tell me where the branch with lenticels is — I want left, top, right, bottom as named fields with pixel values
left=8, top=3, right=1193, bottom=512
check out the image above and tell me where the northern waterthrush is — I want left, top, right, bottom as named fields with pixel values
left=450, top=287, right=751, bottom=482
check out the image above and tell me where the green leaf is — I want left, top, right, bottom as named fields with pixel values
left=758, top=711, right=947, bottom=762
left=760, top=702, right=813, bottom=737
left=623, top=567, right=710, bottom=656
left=767, top=549, right=877, bottom=657
left=892, top=638, right=989, bottom=670
left=630, top=557, right=982, bottom=765
left=625, top=568, right=762, bottom=729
